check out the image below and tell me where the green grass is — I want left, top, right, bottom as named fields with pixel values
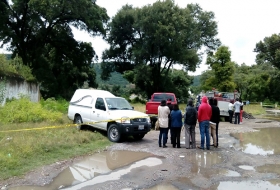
left=243, top=104, right=266, bottom=115
left=0, top=99, right=112, bottom=180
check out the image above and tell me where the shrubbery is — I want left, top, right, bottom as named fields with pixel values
left=40, top=97, right=69, bottom=113
left=0, top=97, right=63, bottom=123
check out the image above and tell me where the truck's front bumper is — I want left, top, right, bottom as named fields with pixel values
left=116, top=123, right=151, bottom=135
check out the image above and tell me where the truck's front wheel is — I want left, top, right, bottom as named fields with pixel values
left=108, top=124, right=121, bottom=142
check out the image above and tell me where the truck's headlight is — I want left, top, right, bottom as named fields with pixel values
left=120, top=116, right=131, bottom=124
left=146, top=117, right=151, bottom=123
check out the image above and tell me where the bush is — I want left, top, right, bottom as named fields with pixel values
left=0, top=97, right=63, bottom=124
left=40, top=97, right=69, bottom=113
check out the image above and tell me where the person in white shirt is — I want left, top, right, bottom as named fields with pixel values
left=228, top=100, right=234, bottom=123
left=233, top=98, right=243, bottom=124
left=158, top=100, right=170, bottom=148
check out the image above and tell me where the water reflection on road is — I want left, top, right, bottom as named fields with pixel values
left=8, top=150, right=157, bottom=190
left=210, top=180, right=280, bottom=190
left=231, top=127, right=280, bottom=155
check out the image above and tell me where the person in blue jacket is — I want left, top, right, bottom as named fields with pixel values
left=170, top=104, right=183, bottom=148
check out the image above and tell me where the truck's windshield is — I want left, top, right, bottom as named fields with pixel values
left=105, top=98, right=133, bottom=110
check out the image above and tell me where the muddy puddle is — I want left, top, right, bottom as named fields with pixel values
left=146, top=183, right=179, bottom=190
left=208, top=164, right=280, bottom=190
left=180, top=152, right=241, bottom=182
left=210, top=180, right=280, bottom=190
left=256, top=164, right=280, bottom=175
left=9, top=150, right=159, bottom=190
left=231, top=127, right=280, bottom=155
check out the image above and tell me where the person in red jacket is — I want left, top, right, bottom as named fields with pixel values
left=197, top=96, right=212, bottom=150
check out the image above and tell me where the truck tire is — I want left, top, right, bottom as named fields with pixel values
left=108, top=124, right=121, bottom=142
left=74, top=115, right=83, bottom=130
left=133, top=134, right=145, bottom=140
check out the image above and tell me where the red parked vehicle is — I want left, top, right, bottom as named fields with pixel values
left=145, top=92, right=177, bottom=127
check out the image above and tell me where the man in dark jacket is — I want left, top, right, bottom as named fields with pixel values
left=184, top=99, right=197, bottom=149
left=209, top=98, right=220, bottom=147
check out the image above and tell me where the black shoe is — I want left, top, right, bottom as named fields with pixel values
left=197, top=146, right=204, bottom=150
left=207, top=147, right=210, bottom=150
left=159, top=145, right=162, bottom=147
left=177, top=146, right=181, bottom=148
left=163, top=145, right=168, bottom=148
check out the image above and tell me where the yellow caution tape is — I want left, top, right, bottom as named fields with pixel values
left=0, top=116, right=151, bottom=133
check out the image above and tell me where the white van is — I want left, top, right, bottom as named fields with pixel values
left=67, top=89, right=151, bottom=142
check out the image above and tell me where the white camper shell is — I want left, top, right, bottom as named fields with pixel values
left=68, top=89, right=151, bottom=142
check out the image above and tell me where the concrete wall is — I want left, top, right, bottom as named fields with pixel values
left=0, top=75, right=40, bottom=105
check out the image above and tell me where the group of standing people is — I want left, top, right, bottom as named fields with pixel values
left=157, top=99, right=182, bottom=148
left=157, top=95, right=221, bottom=150
left=228, top=98, right=243, bottom=124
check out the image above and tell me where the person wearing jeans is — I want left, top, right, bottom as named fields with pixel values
left=197, top=96, right=212, bottom=150
left=170, top=104, right=183, bottom=148
left=199, top=120, right=210, bottom=150
left=158, top=100, right=170, bottom=148
left=158, top=127, right=169, bottom=147
left=234, top=98, right=243, bottom=124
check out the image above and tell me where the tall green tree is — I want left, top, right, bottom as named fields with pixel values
left=199, top=69, right=215, bottom=91
left=0, top=0, right=109, bottom=99
left=246, top=64, right=271, bottom=101
left=254, top=33, right=280, bottom=69
left=233, top=63, right=250, bottom=99
left=254, top=33, right=280, bottom=102
left=206, top=46, right=235, bottom=92
left=101, top=0, right=220, bottom=98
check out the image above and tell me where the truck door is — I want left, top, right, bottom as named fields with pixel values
left=77, top=95, right=93, bottom=123
left=91, top=97, right=108, bottom=130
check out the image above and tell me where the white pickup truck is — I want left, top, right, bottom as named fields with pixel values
left=67, top=89, right=151, bottom=142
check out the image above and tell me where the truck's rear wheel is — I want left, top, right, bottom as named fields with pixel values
left=108, top=124, right=121, bottom=142
left=74, top=115, right=83, bottom=130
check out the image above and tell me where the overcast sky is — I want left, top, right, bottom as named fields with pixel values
left=1, top=0, right=280, bottom=76
left=74, top=0, right=280, bottom=75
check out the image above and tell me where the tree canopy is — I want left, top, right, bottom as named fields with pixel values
left=101, top=0, right=220, bottom=98
left=206, top=46, right=235, bottom=92
left=0, top=0, right=109, bottom=99
left=254, top=33, right=280, bottom=69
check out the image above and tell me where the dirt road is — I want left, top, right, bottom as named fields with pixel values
left=2, top=118, right=280, bottom=190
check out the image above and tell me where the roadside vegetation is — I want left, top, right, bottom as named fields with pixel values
left=243, top=103, right=266, bottom=115
left=0, top=98, right=112, bottom=180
